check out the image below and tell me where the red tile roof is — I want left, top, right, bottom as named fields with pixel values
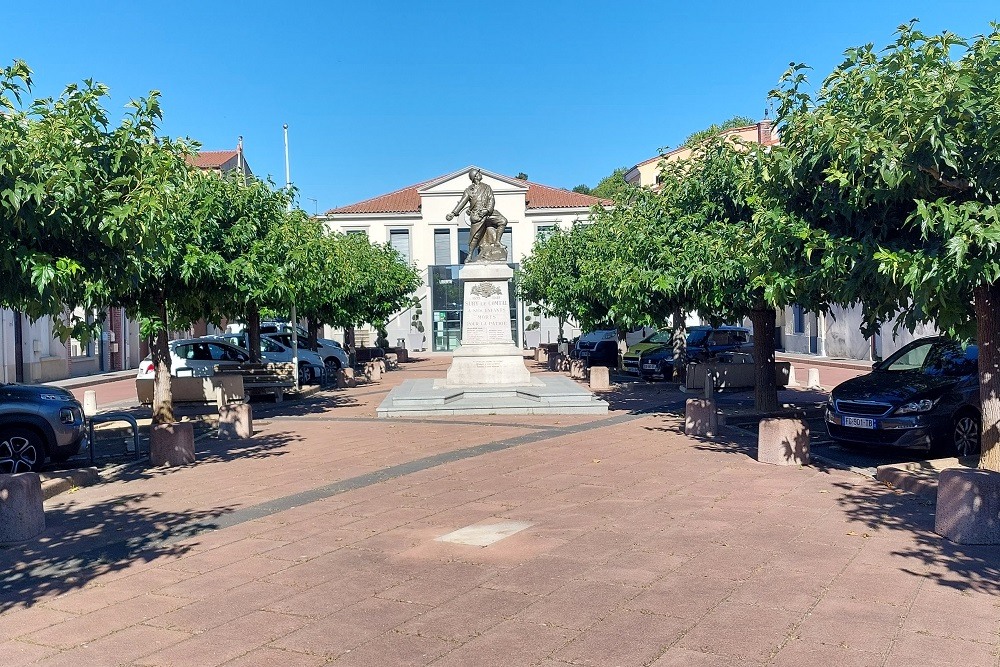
left=325, top=172, right=610, bottom=215
left=188, top=150, right=238, bottom=170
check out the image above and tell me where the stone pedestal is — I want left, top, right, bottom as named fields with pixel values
left=445, top=262, right=530, bottom=387
left=935, top=468, right=1000, bottom=544
left=0, top=473, right=45, bottom=544
left=150, top=422, right=195, bottom=467
left=570, top=359, right=587, bottom=379
left=589, top=366, right=611, bottom=391
left=219, top=403, right=253, bottom=440
left=685, top=398, right=718, bottom=437
left=757, top=417, right=810, bottom=465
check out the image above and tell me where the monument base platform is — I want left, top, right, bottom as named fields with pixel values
left=377, top=375, right=609, bottom=418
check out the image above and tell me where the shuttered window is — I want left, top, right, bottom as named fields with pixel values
left=389, top=229, right=411, bottom=264
left=434, top=229, right=451, bottom=265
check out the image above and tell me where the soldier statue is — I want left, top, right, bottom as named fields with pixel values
left=446, top=168, right=509, bottom=263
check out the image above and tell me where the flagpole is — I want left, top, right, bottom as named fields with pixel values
left=284, top=123, right=300, bottom=386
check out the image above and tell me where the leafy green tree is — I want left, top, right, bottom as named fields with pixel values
left=590, top=168, right=630, bottom=201
left=682, top=115, right=757, bottom=148
left=0, top=61, right=169, bottom=338
left=768, top=22, right=1000, bottom=468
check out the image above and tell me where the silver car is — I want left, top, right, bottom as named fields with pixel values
left=0, top=383, right=87, bottom=472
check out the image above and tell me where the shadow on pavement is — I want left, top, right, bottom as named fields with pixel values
left=832, top=479, right=1000, bottom=596
left=0, top=431, right=302, bottom=611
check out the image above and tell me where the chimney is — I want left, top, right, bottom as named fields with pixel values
left=757, top=119, right=773, bottom=146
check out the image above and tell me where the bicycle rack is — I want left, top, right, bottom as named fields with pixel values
left=86, top=413, right=142, bottom=465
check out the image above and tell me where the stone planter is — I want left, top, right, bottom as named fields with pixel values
left=935, top=468, right=1000, bottom=545
left=685, top=398, right=717, bottom=437
left=757, top=417, right=810, bottom=465
left=589, top=366, right=611, bottom=391
left=219, top=403, right=253, bottom=440
left=0, top=473, right=45, bottom=544
left=150, top=422, right=195, bottom=467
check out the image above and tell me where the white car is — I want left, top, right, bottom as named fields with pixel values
left=264, top=331, right=350, bottom=373
left=216, top=333, right=326, bottom=384
left=136, top=339, right=251, bottom=379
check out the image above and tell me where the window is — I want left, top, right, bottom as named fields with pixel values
left=434, top=228, right=451, bottom=265
left=792, top=304, right=806, bottom=334
left=69, top=308, right=94, bottom=358
left=345, top=229, right=368, bottom=237
left=458, top=228, right=512, bottom=264
left=536, top=225, right=555, bottom=241
left=389, top=229, right=411, bottom=264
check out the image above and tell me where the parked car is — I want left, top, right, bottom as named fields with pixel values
left=0, top=383, right=87, bottom=472
left=825, top=337, right=981, bottom=456
left=215, top=333, right=326, bottom=384
left=622, top=325, right=752, bottom=378
left=136, top=338, right=252, bottom=380
left=571, top=329, right=620, bottom=367
left=265, top=332, right=350, bottom=374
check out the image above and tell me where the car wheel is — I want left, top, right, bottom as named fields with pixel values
left=952, top=411, right=981, bottom=457
left=0, top=427, right=45, bottom=473
left=325, top=357, right=341, bottom=375
left=299, top=363, right=315, bottom=385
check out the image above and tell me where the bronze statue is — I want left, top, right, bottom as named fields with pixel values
left=446, top=168, right=509, bottom=263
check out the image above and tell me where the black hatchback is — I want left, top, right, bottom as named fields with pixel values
left=825, top=337, right=980, bottom=456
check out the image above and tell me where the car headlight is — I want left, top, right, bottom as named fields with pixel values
left=895, top=398, right=939, bottom=415
left=59, top=407, right=76, bottom=424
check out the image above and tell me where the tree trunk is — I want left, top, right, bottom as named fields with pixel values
left=246, top=307, right=261, bottom=363
left=308, top=319, right=319, bottom=352
left=749, top=307, right=779, bottom=413
left=976, top=283, right=1000, bottom=471
left=150, top=297, right=174, bottom=425
left=672, top=307, right=687, bottom=383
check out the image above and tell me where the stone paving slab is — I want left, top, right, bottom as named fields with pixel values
left=0, top=356, right=997, bottom=666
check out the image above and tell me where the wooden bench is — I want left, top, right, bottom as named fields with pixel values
left=214, top=363, right=296, bottom=402
left=136, top=375, right=245, bottom=406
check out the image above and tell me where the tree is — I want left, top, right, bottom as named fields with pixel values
left=768, top=22, right=1000, bottom=469
left=0, top=61, right=169, bottom=338
left=682, top=115, right=757, bottom=147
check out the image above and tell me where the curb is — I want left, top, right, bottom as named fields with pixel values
left=40, top=468, right=101, bottom=500
left=875, top=457, right=978, bottom=501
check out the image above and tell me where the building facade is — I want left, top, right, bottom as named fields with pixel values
left=321, top=166, right=610, bottom=351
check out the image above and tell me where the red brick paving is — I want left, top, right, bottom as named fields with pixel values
left=1, top=355, right=998, bottom=666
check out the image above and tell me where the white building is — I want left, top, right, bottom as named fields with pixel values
left=320, top=166, right=610, bottom=351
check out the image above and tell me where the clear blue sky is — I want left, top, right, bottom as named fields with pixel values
left=5, top=1, right=998, bottom=213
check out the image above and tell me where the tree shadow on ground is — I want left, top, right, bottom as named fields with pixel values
left=601, top=379, right=689, bottom=415
left=0, top=493, right=237, bottom=612
left=831, top=478, right=1000, bottom=595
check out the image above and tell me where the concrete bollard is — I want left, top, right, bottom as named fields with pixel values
left=538, top=347, right=549, bottom=364
left=219, top=403, right=253, bottom=440
left=570, top=359, right=587, bottom=379
left=385, top=353, right=398, bottom=370
left=685, top=398, right=718, bottom=437
left=0, top=473, right=45, bottom=544
left=786, top=364, right=801, bottom=387
left=589, top=365, right=611, bottom=391
left=150, top=422, right=195, bottom=467
left=378, top=359, right=387, bottom=374
left=83, top=390, right=98, bottom=418
left=547, top=354, right=558, bottom=371
left=807, top=368, right=822, bottom=390
left=368, top=361, right=382, bottom=382
left=757, top=417, right=810, bottom=465
left=935, top=468, right=1000, bottom=545
left=337, top=367, right=357, bottom=388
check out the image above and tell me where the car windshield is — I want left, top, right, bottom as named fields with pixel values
left=642, top=331, right=673, bottom=344
left=883, top=340, right=978, bottom=377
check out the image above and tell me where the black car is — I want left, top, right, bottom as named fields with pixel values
left=621, top=326, right=752, bottom=378
left=826, top=337, right=980, bottom=456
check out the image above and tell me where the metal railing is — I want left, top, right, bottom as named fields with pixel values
left=87, top=413, right=142, bottom=465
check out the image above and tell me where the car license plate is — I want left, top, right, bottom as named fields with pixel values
left=843, top=416, right=875, bottom=429
left=642, top=363, right=657, bottom=370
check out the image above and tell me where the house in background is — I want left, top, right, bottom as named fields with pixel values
left=320, top=166, right=610, bottom=351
